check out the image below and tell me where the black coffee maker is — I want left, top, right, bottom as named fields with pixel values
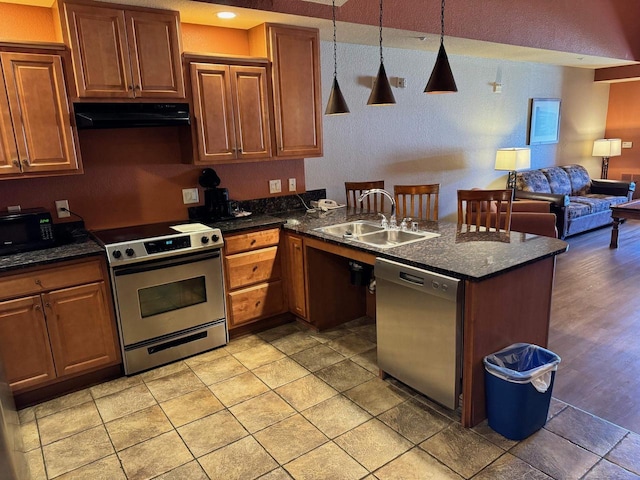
left=193, top=168, right=233, bottom=221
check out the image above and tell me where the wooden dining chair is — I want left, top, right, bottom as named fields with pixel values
left=457, top=189, right=513, bottom=232
left=345, top=180, right=385, bottom=211
left=394, top=184, right=440, bottom=221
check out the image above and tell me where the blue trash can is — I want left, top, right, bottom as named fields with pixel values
left=484, top=343, right=561, bottom=440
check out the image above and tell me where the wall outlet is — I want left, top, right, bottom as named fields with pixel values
left=395, top=77, right=406, bottom=88
left=288, top=178, right=296, bottom=192
left=623, top=141, right=633, bottom=149
left=269, top=179, right=282, bottom=194
left=182, top=188, right=199, bottom=204
left=55, top=200, right=70, bottom=218
left=7, top=205, right=20, bottom=213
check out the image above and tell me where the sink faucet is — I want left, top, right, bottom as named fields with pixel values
left=358, top=189, right=397, bottom=229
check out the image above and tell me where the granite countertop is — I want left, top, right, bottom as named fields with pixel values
left=273, top=208, right=569, bottom=281
left=0, top=208, right=568, bottom=281
left=0, top=238, right=106, bottom=274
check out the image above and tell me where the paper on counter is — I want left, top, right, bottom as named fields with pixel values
left=170, top=223, right=211, bottom=233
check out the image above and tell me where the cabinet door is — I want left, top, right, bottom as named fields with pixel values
left=230, top=65, right=272, bottom=160
left=0, top=52, right=79, bottom=174
left=268, top=26, right=323, bottom=158
left=126, top=10, right=185, bottom=98
left=285, top=234, right=307, bottom=319
left=0, top=296, right=56, bottom=391
left=44, top=282, right=119, bottom=378
left=228, top=280, right=285, bottom=327
left=63, top=3, right=133, bottom=98
left=0, top=75, right=20, bottom=175
left=190, top=63, right=236, bottom=163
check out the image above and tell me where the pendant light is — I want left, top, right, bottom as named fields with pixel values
left=325, top=0, right=350, bottom=115
left=425, top=0, right=457, bottom=93
left=367, top=0, right=396, bottom=105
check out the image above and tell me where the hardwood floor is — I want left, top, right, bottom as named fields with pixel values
left=548, top=219, right=640, bottom=434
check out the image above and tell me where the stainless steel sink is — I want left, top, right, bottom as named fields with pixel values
left=314, top=221, right=440, bottom=248
left=315, top=220, right=384, bottom=237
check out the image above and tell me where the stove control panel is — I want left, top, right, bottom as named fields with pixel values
left=103, top=227, right=224, bottom=266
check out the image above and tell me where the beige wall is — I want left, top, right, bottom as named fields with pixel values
left=310, top=41, right=611, bottom=221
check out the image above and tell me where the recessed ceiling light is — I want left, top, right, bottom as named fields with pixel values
left=217, top=11, right=237, bottom=19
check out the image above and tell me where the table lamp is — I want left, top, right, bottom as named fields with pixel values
left=592, top=139, right=621, bottom=179
left=495, top=148, right=531, bottom=190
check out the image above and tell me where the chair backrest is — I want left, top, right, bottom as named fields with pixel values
left=457, top=189, right=513, bottom=232
left=394, top=184, right=440, bottom=221
left=345, top=180, right=385, bottom=211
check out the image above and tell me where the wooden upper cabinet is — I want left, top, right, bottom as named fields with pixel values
left=0, top=52, right=79, bottom=175
left=254, top=25, right=323, bottom=159
left=0, top=73, right=20, bottom=175
left=60, top=0, right=184, bottom=99
left=189, top=61, right=272, bottom=164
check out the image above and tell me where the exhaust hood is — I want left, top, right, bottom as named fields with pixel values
left=74, top=102, right=190, bottom=129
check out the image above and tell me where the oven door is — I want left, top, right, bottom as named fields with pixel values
left=112, top=250, right=225, bottom=347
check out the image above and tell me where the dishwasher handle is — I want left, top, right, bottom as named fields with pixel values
left=399, top=272, right=425, bottom=286
left=375, top=257, right=460, bottom=302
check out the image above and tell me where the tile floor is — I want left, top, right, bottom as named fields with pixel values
left=18, top=318, right=640, bottom=480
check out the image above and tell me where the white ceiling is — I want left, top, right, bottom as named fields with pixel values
left=4, top=0, right=636, bottom=69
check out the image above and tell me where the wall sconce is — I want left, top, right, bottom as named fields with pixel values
left=495, top=148, right=531, bottom=190
left=592, top=138, right=621, bottom=179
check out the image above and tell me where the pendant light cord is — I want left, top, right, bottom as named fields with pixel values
left=332, top=0, right=338, bottom=79
left=378, top=0, right=384, bottom=64
left=440, top=0, right=445, bottom=45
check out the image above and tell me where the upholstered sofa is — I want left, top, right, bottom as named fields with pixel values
left=515, top=164, right=635, bottom=239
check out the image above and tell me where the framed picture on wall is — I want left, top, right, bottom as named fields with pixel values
left=528, top=98, right=561, bottom=145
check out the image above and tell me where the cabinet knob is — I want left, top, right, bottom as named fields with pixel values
left=12, top=159, right=20, bottom=168
left=21, top=159, right=30, bottom=167
left=33, top=304, right=41, bottom=311
left=35, top=279, right=42, bottom=286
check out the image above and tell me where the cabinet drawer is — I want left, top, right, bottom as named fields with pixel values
left=225, top=246, right=281, bottom=290
left=0, top=259, right=104, bottom=301
left=224, top=228, right=280, bottom=255
left=228, top=280, right=285, bottom=327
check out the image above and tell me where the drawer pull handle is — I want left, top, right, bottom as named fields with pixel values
left=255, top=300, right=261, bottom=307
left=35, top=279, right=42, bottom=286
left=250, top=239, right=257, bottom=246
left=252, top=266, right=258, bottom=272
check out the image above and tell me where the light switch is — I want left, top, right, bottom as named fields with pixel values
left=182, top=188, right=199, bottom=204
left=622, top=141, right=633, bottom=149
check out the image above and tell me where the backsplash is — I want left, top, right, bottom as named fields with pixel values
left=233, top=189, right=326, bottom=215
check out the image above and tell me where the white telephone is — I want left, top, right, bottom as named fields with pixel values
left=312, top=199, right=346, bottom=211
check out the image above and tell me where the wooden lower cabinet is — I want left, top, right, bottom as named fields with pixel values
left=224, top=228, right=287, bottom=330
left=0, top=257, right=120, bottom=393
left=284, top=233, right=307, bottom=319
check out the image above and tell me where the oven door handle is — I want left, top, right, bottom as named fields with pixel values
left=113, top=250, right=220, bottom=276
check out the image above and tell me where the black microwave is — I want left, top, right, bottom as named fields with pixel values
left=0, top=208, right=55, bottom=255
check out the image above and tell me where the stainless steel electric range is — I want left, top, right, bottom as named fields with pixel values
left=92, top=222, right=227, bottom=375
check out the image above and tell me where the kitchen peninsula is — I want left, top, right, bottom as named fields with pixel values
left=274, top=208, right=568, bottom=427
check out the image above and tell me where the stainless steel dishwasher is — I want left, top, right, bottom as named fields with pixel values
left=375, top=258, right=463, bottom=410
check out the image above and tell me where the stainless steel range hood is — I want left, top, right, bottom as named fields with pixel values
left=74, top=102, right=190, bottom=129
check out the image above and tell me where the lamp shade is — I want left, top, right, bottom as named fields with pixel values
left=495, top=148, right=531, bottom=171
left=592, top=139, right=622, bottom=157
left=367, top=63, right=396, bottom=105
left=325, top=78, right=350, bottom=115
left=424, top=43, right=457, bottom=94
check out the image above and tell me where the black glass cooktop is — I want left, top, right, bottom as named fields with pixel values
left=91, top=221, right=201, bottom=245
